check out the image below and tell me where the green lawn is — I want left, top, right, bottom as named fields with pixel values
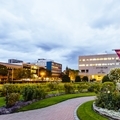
left=18, top=92, right=95, bottom=112
left=77, top=100, right=108, bottom=120
left=0, top=97, right=5, bottom=107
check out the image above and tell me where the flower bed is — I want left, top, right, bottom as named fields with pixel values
left=93, top=102, right=120, bottom=120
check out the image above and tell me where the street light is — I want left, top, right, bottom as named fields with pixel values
left=40, top=71, right=45, bottom=80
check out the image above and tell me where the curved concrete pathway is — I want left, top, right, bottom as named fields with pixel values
left=0, top=96, right=95, bottom=120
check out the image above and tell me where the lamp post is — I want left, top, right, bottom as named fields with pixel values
left=40, top=72, right=45, bottom=81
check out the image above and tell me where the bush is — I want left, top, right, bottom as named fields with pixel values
left=1, top=84, right=22, bottom=97
left=6, top=93, right=20, bottom=107
left=88, top=83, right=101, bottom=93
left=77, top=82, right=89, bottom=93
left=62, top=75, right=70, bottom=82
left=64, top=83, right=75, bottom=94
left=47, top=82, right=58, bottom=91
left=75, top=76, right=81, bottom=82
left=95, top=82, right=120, bottom=111
left=82, top=76, right=88, bottom=82
left=22, top=85, right=47, bottom=101
left=102, top=74, right=111, bottom=83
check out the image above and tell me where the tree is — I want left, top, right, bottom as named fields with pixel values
left=75, top=76, right=81, bottom=82
left=0, top=64, right=8, bottom=76
left=65, top=66, right=69, bottom=76
left=69, top=69, right=79, bottom=81
left=62, top=75, right=70, bottom=82
left=102, top=74, right=111, bottom=83
left=13, top=68, right=31, bottom=80
left=108, top=68, right=120, bottom=82
left=82, top=76, right=88, bottom=82
left=13, top=69, right=24, bottom=80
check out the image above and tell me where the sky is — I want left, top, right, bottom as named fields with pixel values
left=0, top=0, right=120, bottom=71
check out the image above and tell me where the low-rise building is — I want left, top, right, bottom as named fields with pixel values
left=78, top=53, right=120, bottom=81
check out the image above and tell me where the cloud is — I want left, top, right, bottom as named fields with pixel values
left=0, top=0, right=120, bottom=70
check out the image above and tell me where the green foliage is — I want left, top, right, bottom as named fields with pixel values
left=62, top=75, right=70, bottom=82
left=1, top=84, right=22, bottom=96
left=101, top=82, right=115, bottom=93
left=47, top=82, right=58, bottom=91
left=102, top=74, right=111, bottom=83
left=22, top=85, right=47, bottom=101
left=82, top=76, right=88, bottom=82
left=108, top=68, right=120, bottom=82
left=75, top=76, right=81, bottom=82
left=0, top=97, right=5, bottom=107
left=13, top=68, right=32, bottom=80
left=0, top=64, right=8, bottom=76
left=64, top=83, right=75, bottom=94
left=88, top=83, right=101, bottom=93
left=77, top=100, right=108, bottom=120
left=6, top=93, right=20, bottom=107
left=95, top=82, right=120, bottom=110
left=77, top=82, right=89, bottom=92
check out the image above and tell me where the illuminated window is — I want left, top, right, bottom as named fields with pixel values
left=98, top=64, right=101, bottom=66
left=112, top=57, right=114, bottom=60
left=93, top=58, right=96, bottom=61
left=108, top=58, right=111, bottom=60
left=82, top=59, right=85, bottom=61
left=104, top=58, right=107, bottom=60
left=116, top=57, right=119, bottom=60
left=86, top=64, right=89, bottom=66
left=96, top=58, right=99, bottom=60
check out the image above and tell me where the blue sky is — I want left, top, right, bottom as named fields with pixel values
left=0, top=0, right=120, bottom=70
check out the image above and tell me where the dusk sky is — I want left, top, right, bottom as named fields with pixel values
left=0, top=0, right=120, bottom=70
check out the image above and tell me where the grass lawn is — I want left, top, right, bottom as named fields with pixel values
left=18, top=92, right=95, bottom=112
left=0, top=97, right=5, bottom=107
left=77, top=100, right=108, bottom=120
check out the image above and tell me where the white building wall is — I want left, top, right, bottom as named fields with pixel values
left=78, top=54, right=120, bottom=81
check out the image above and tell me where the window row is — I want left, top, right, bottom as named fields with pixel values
left=79, top=57, right=119, bottom=61
left=79, top=63, right=120, bottom=66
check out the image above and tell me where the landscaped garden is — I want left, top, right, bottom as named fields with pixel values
left=0, top=68, right=120, bottom=119
left=0, top=82, right=98, bottom=114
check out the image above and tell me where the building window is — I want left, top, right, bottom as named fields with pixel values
left=81, top=70, right=85, bottom=73
left=86, top=69, right=89, bottom=73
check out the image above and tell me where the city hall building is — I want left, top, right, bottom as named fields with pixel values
left=78, top=53, right=120, bottom=81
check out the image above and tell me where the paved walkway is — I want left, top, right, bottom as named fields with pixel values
left=0, top=96, right=95, bottom=120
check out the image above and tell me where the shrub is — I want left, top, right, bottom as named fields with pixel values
left=95, top=82, right=120, bottom=111
left=64, top=83, right=75, bottom=94
left=82, top=76, right=88, bottom=82
left=77, top=82, right=89, bottom=93
left=1, top=84, right=21, bottom=96
left=6, top=93, right=20, bottom=107
left=75, top=76, right=81, bottom=82
left=88, top=83, right=101, bottom=93
left=47, top=82, right=58, bottom=91
left=102, top=74, right=111, bottom=83
left=22, top=85, right=47, bottom=101
left=62, top=75, right=70, bottom=82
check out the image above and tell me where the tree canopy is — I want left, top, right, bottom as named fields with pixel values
left=0, top=64, right=8, bottom=76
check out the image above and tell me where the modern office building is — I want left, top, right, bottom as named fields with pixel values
left=36, top=59, right=62, bottom=80
left=78, top=53, right=120, bottom=81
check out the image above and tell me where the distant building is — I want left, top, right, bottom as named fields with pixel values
left=8, top=59, right=23, bottom=63
left=78, top=53, right=120, bottom=81
left=0, top=62, right=41, bottom=81
left=36, top=59, right=62, bottom=80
